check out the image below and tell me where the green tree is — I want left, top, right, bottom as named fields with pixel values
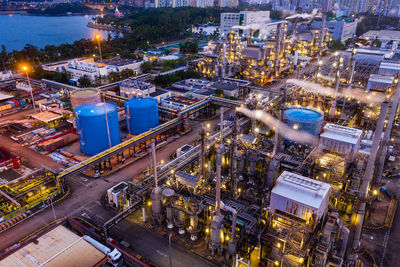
left=141, top=61, right=153, bottom=73
left=78, top=76, right=91, bottom=87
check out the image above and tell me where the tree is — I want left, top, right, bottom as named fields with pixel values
left=214, top=88, right=224, bottom=97
left=121, top=68, right=134, bottom=79
left=330, top=39, right=345, bottom=51
left=78, top=76, right=91, bottom=87
left=209, top=28, right=220, bottom=41
left=141, top=61, right=153, bottom=73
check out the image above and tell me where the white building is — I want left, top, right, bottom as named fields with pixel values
left=0, top=70, right=13, bottom=81
left=119, top=79, right=156, bottom=99
left=366, top=74, right=394, bottom=92
left=220, top=11, right=270, bottom=37
left=312, top=18, right=358, bottom=42
left=66, top=61, right=109, bottom=83
left=319, top=123, right=363, bottom=161
left=378, top=62, right=400, bottom=76
left=42, top=57, right=94, bottom=72
left=270, top=171, right=331, bottom=222
left=231, top=20, right=281, bottom=39
left=362, top=30, right=400, bottom=49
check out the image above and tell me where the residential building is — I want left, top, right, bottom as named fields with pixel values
left=220, top=11, right=270, bottom=37
left=311, top=18, right=358, bottom=42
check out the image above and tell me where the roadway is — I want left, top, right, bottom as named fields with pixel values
left=0, top=116, right=223, bottom=257
left=0, top=135, right=63, bottom=172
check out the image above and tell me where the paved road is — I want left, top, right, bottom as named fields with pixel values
left=110, top=215, right=217, bottom=267
left=0, top=116, right=223, bottom=254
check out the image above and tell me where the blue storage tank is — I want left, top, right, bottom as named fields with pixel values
left=284, top=106, right=324, bottom=135
left=75, top=102, right=120, bottom=155
left=125, top=98, right=159, bottom=135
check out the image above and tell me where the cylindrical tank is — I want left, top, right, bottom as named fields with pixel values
left=70, top=89, right=100, bottom=110
left=75, top=102, right=120, bottom=155
left=284, top=106, right=324, bottom=135
left=125, top=98, right=158, bottom=135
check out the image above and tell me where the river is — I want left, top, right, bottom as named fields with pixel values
left=0, top=14, right=116, bottom=51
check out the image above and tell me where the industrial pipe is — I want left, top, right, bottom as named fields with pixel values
left=352, top=101, right=389, bottom=250
left=374, top=82, right=400, bottom=184
left=220, top=201, right=237, bottom=246
left=151, top=142, right=158, bottom=187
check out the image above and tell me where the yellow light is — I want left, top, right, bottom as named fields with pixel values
left=171, top=170, right=174, bottom=174
left=207, top=123, right=211, bottom=128
left=147, top=200, right=152, bottom=206
left=22, top=65, right=28, bottom=72
left=373, top=189, right=378, bottom=196
left=205, top=228, right=209, bottom=234
left=274, top=261, right=279, bottom=266
left=238, top=188, right=241, bottom=193
left=161, top=160, right=164, bottom=164
left=95, top=33, right=101, bottom=40
left=299, top=258, right=304, bottom=263
left=220, top=231, right=224, bottom=241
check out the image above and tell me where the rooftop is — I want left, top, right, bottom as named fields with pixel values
left=0, top=225, right=106, bottom=267
left=0, top=91, right=13, bottom=101
left=272, top=171, right=331, bottom=209
left=320, top=123, right=362, bottom=145
left=102, top=57, right=142, bottom=66
left=31, top=111, right=63, bottom=123
left=150, top=89, right=169, bottom=97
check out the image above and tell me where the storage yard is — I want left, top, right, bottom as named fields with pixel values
left=0, top=14, right=400, bottom=267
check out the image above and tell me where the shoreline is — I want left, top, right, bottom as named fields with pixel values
left=0, top=11, right=104, bottom=16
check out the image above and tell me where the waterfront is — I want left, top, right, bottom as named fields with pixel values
left=0, top=14, right=113, bottom=51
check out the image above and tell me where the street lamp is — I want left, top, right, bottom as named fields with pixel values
left=95, top=33, right=102, bottom=62
left=21, top=65, right=36, bottom=113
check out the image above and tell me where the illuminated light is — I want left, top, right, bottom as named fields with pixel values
left=255, top=127, right=259, bottom=133
left=207, top=123, right=211, bottom=129
left=373, top=189, right=378, bottom=196
left=293, top=124, right=299, bottom=130
left=147, top=200, right=152, bottom=206
left=205, top=163, right=208, bottom=168
left=274, top=261, right=279, bottom=266
left=299, top=258, right=304, bottom=264
left=238, top=188, right=241, bottom=193
left=205, top=228, right=209, bottom=234
left=171, top=170, right=174, bottom=174
left=277, top=243, right=281, bottom=248
left=220, top=231, right=224, bottom=241
left=95, top=33, right=101, bottom=40
left=161, top=160, right=164, bottom=164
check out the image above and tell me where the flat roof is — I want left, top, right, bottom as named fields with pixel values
left=150, top=89, right=169, bottom=97
left=368, top=74, right=394, bottom=84
left=320, top=123, right=363, bottom=145
left=102, top=57, right=141, bottom=66
left=0, top=91, right=13, bottom=101
left=0, top=225, right=106, bottom=267
left=211, top=81, right=239, bottom=91
left=272, top=171, right=331, bottom=209
left=31, top=111, right=63, bottom=123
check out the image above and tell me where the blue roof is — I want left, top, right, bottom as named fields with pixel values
left=284, top=108, right=323, bottom=123
left=125, top=97, right=157, bottom=109
left=75, top=102, right=117, bottom=116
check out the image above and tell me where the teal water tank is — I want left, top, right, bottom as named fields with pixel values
left=284, top=106, right=324, bottom=135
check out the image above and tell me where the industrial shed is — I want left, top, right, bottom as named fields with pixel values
left=0, top=225, right=106, bottom=267
left=270, top=171, right=331, bottom=222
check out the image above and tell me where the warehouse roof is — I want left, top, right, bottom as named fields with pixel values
left=272, top=171, right=331, bottom=209
left=0, top=225, right=106, bottom=267
left=0, top=91, right=13, bottom=101
left=368, top=74, right=395, bottom=84
left=31, top=111, right=63, bottom=123
left=320, top=124, right=362, bottom=145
